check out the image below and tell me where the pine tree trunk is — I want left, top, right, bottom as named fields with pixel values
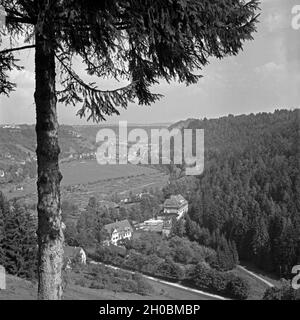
left=34, top=31, right=64, bottom=300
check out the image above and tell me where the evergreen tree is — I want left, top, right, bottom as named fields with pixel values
left=170, top=218, right=186, bottom=238
left=251, top=217, right=271, bottom=269
left=3, top=203, right=23, bottom=275
left=2, top=201, right=37, bottom=279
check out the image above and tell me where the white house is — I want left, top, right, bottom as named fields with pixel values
left=0, top=265, right=6, bottom=290
left=103, top=219, right=133, bottom=246
left=64, top=246, right=87, bottom=269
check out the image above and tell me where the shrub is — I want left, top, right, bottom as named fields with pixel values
left=133, top=273, right=153, bottom=295
left=263, top=287, right=282, bottom=300
left=121, top=279, right=138, bottom=293
left=211, top=271, right=227, bottom=292
left=75, top=277, right=89, bottom=287
left=123, top=252, right=146, bottom=272
left=225, top=276, right=250, bottom=300
left=155, top=258, right=184, bottom=280
left=90, top=281, right=105, bottom=290
left=192, top=263, right=214, bottom=290
left=263, top=280, right=300, bottom=300
left=141, top=254, right=162, bottom=274
left=192, top=263, right=249, bottom=299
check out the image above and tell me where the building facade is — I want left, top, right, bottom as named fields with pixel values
left=162, top=194, right=188, bottom=220
left=103, top=219, right=133, bottom=246
left=64, top=246, right=87, bottom=269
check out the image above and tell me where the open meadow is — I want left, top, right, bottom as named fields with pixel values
left=60, top=161, right=160, bottom=186
left=0, top=274, right=213, bottom=300
left=1, top=160, right=168, bottom=212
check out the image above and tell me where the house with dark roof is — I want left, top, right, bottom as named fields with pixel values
left=103, top=219, right=133, bottom=246
left=163, top=194, right=188, bottom=220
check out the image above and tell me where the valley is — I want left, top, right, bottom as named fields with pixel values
left=0, top=123, right=170, bottom=211
left=0, top=110, right=299, bottom=301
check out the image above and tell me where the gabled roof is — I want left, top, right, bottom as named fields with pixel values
left=104, top=219, right=132, bottom=235
left=164, top=194, right=187, bottom=208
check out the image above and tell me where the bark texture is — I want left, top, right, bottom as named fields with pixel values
left=34, top=30, right=64, bottom=300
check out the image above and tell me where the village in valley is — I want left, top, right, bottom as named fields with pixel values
left=75, top=193, right=188, bottom=253
left=64, top=193, right=189, bottom=272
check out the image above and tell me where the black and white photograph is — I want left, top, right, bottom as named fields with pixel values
left=0, top=0, right=299, bottom=309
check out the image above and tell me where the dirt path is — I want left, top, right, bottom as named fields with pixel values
left=237, top=265, right=274, bottom=288
left=90, top=261, right=227, bottom=300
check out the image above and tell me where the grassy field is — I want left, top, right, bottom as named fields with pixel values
left=3, top=160, right=168, bottom=205
left=0, top=274, right=213, bottom=300
left=230, top=265, right=280, bottom=300
left=4, top=161, right=161, bottom=192
left=60, top=161, right=160, bottom=186
left=62, top=170, right=169, bottom=213
left=238, top=262, right=280, bottom=286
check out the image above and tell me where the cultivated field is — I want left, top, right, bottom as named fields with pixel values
left=61, top=167, right=168, bottom=212
left=60, top=161, right=160, bottom=186
left=1, top=160, right=169, bottom=212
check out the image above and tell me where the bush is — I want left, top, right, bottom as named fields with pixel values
left=123, top=252, right=146, bottom=272
left=263, top=280, right=300, bottom=300
left=75, top=277, right=89, bottom=287
left=192, top=263, right=250, bottom=299
left=121, top=279, right=138, bottom=293
left=192, top=263, right=219, bottom=290
left=155, top=258, right=184, bottom=280
left=133, top=273, right=153, bottom=295
left=141, top=254, right=162, bottom=274
left=263, top=287, right=282, bottom=300
left=90, top=281, right=105, bottom=290
left=225, top=276, right=250, bottom=300
left=211, top=271, right=227, bottom=292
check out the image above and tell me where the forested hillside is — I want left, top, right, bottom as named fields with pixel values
left=166, top=109, right=300, bottom=277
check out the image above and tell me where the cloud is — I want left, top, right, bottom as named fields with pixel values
left=255, top=62, right=285, bottom=76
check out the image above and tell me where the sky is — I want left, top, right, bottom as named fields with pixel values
left=0, top=0, right=299, bottom=125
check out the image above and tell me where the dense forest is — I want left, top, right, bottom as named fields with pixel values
left=0, top=193, right=37, bottom=279
left=165, top=109, right=300, bottom=277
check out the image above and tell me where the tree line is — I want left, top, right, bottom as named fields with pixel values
left=0, top=192, right=37, bottom=279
